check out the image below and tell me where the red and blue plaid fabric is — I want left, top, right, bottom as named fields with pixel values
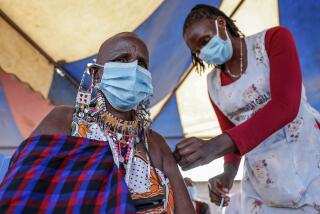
left=0, top=135, right=136, bottom=214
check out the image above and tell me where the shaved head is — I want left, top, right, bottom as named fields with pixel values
left=96, top=32, right=149, bottom=66
left=91, top=32, right=149, bottom=81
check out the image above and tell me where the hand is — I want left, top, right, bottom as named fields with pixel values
left=208, top=170, right=235, bottom=207
left=174, top=134, right=237, bottom=171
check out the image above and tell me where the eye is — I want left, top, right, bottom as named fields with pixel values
left=200, top=36, right=212, bottom=48
left=138, top=60, right=147, bottom=69
left=111, top=53, right=131, bottom=63
left=113, top=58, right=128, bottom=63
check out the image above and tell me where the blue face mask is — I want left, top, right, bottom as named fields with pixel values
left=199, top=20, right=233, bottom=65
left=97, top=60, right=153, bottom=112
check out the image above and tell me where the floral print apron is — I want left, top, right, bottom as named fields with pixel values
left=208, top=30, right=320, bottom=213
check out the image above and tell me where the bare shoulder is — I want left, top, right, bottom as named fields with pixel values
left=148, top=130, right=177, bottom=168
left=149, top=132, right=195, bottom=213
left=30, top=105, right=74, bottom=137
left=149, top=130, right=171, bottom=153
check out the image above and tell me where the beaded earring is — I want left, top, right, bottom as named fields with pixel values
left=75, top=62, right=103, bottom=119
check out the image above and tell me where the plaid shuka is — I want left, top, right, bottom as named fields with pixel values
left=0, top=135, right=136, bottom=214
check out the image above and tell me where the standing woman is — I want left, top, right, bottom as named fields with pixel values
left=174, top=4, right=320, bottom=213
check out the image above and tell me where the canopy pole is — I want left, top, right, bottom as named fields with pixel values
left=230, top=0, right=245, bottom=17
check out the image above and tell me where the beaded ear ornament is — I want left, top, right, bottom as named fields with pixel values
left=74, top=62, right=102, bottom=120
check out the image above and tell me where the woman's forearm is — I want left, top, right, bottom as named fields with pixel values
left=224, top=162, right=239, bottom=179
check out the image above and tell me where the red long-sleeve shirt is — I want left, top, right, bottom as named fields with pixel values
left=209, top=26, right=302, bottom=166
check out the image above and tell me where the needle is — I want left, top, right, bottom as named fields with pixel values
left=208, top=183, right=225, bottom=213
left=219, top=197, right=224, bottom=213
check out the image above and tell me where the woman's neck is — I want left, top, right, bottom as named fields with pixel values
left=105, top=100, right=135, bottom=121
left=224, top=35, right=247, bottom=78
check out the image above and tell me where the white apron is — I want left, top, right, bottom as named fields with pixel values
left=207, top=30, right=320, bottom=213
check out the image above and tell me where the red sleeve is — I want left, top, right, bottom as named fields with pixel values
left=225, top=26, right=302, bottom=155
left=209, top=98, right=241, bottom=165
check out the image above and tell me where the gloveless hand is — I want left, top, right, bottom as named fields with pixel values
left=208, top=163, right=238, bottom=206
left=173, top=133, right=237, bottom=171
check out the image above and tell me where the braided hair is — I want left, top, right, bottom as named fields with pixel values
left=183, top=4, right=244, bottom=71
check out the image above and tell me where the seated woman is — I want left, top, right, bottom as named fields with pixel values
left=0, top=32, right=194, bottom=213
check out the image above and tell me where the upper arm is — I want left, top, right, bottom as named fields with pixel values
left=30, top=105, right=74, bottom=137
left=150, top=131, right=195, bottom=214
left=266, top=26, right=302, bottom=112
left=225, top=27, right=302, bottom=155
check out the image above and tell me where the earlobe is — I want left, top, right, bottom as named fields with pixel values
left=216, top=16, right=227, bottom=28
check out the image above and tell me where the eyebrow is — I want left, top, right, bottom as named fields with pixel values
left=108, top=48, right=131, bottom=60
left=109, top=46, right=147, bottom=59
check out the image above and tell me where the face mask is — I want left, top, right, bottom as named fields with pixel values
left=97, top=60, right=153, bottom=112
left=187, top=186, right=198, bottom=201
left=199, top=20, right=233, bottom=65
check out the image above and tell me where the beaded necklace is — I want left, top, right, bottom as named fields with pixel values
left=71, top=64, right=172, bottom=212
left=72, top=64, right=152, bottom=184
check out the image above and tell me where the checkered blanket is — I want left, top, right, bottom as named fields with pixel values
left=0, top=135, right=136, bottom=213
